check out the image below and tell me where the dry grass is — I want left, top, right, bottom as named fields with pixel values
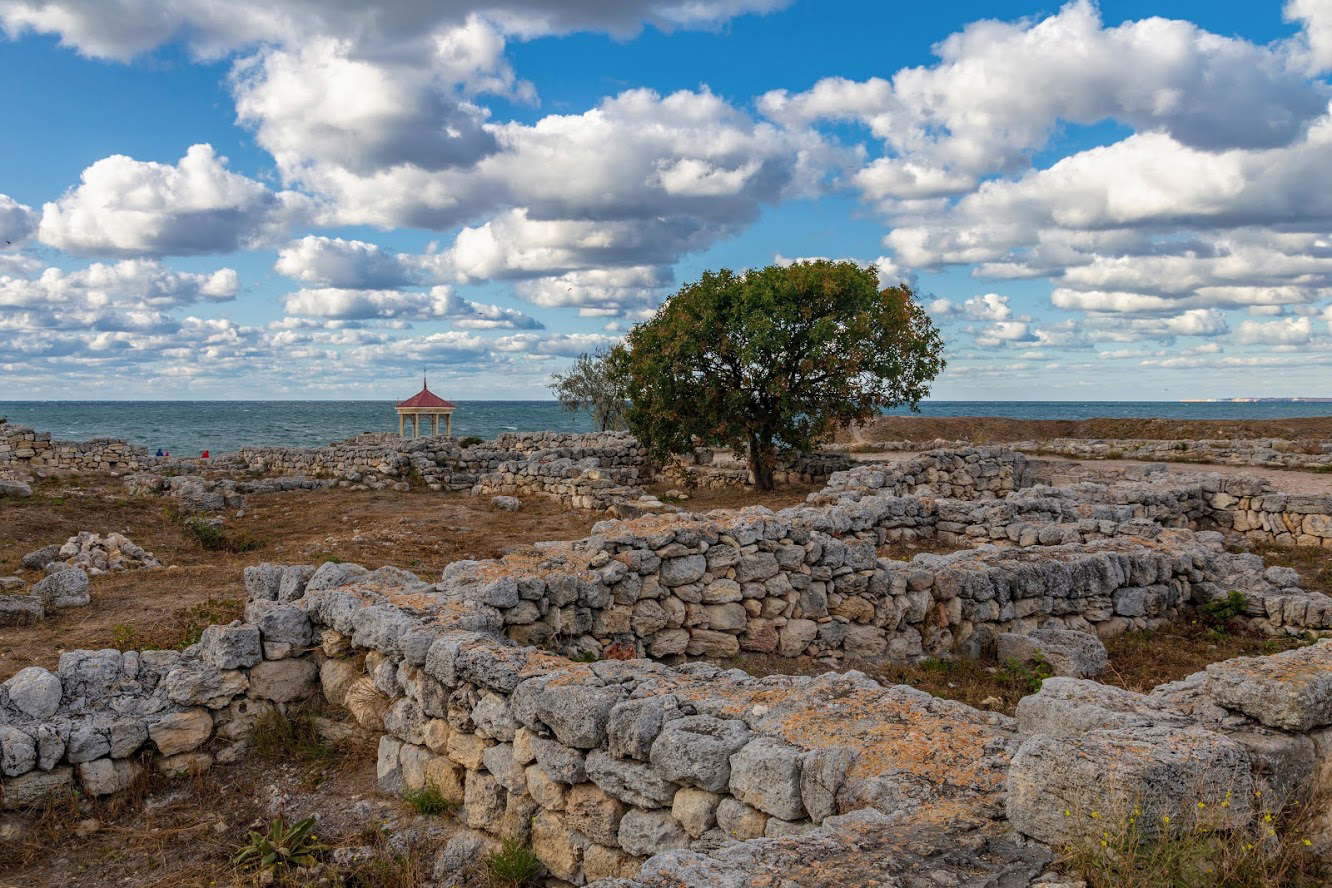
left=723, top=620, right=1312, bottom=717
left=646, top=480, right=820, bottom=512
left=0, top=477, right=599, bottom=672
left=1246, top=540, right=1332, bottom=598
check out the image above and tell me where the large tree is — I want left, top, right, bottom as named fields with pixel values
left=548, top=346, right=629, bottom=432
left=613, top=260, right=944, bottom=490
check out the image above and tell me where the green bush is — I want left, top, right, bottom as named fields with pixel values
left=484, top=838, right=543, bottom=887
left=402, top=784, right=457, bottom=817
left=459, top=435, right=484, bottom=448
left=1200, top=590, right=1247, bottom=627
left=184, top=517, right=266, bottom=553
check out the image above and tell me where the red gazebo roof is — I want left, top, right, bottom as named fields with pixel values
left=396, top=385, right=456, bottom=409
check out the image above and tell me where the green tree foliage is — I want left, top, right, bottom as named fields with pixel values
left=548, top=346, right=629, bottom=431
left=613, top=260, right=944, bottom=490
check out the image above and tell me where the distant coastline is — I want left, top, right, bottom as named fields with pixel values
left=1179, top=397, right=1332, bottom=403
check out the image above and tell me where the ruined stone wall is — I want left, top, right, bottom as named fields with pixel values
left=661, top=450, right=854, bottom=491
left=471, top=459, right=646, bottom=512
left=233, top=432, right=645, bottom=501
left=831, top=436, right=1332, bottom=472
left=0, top=423, right=148, bottom=478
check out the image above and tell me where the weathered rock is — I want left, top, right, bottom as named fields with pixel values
left=490, top=496, right=521, bottom=511
left=3, top=667, right=62, bottom=719
left=565, top=781, right=627, bottom=845
left=21, top=545, right=61, bottom=570
left=77, top=758, right=142, bottom=796
left=996, top=627, right=1109, bottom=679
left=618, top=808, right=688, bottom=857
left=199, top=623, right=262, bottom=670
left=728, top=736, right=805, bottom=820
left=247, top=659, right=318, bottom=703
left=1205, top=642, right=1332, bottom=731
left=148, top=709, right=213, bottom=756
left=0, top=593, right=43, bottom=626
left=586, top=749, right=678, bottom=807
left=32, top=568, right=90, bottom=608
left=650, top=715, right=750, bottom=792
left=1008, top=725, right=1254, bottom=845
left=672, top=787, right=722, bottom=838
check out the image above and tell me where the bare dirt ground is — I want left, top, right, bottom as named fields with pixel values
left=0, top=704, right=470, bottom=888
left=839, top=415, right=1332, bottom=444
left=0, top=476, right=820, bottom=674
left=0, top=477, right=602, bottom=673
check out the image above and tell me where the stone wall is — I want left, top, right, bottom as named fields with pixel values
left=8, top=446, right=1332, bottom=884
left=233, top=431, right=645, bottom=507
left=661, top=449, right=853, bottom=490
left=831, top=435, right=1332, bottom=472
left=0, top=422, right=148, bottom=478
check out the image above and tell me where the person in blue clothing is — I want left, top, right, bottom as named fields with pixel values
left=155, top=448, right=163, bottom=457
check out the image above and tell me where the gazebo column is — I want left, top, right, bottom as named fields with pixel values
left=446, top=413, right=452, bottom=436
left=399, top=414, right=405, bottom=437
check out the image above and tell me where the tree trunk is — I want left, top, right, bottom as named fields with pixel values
left=748, top=432, right=777, bottom=491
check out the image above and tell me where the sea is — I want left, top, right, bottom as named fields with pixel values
left=2, top=400, right=1330, bottom=458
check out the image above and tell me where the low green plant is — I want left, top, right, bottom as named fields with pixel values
left=401, top=783, right=457, bottom=817
left=1199, top=590, right=1247, bottom=628
left=1061, top=792, right=1327, bottom=888
left=233, top=815, right=329, bottom=871
left=1000, top=652, right=1052, bottom=695
left=175, top=597, right=242, bottom=648
left=483, top=837, right=543, bottom=887
left=459, top=435, right=484, bottom=448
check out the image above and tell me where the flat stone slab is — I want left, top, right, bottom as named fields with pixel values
left=996, top=627, right=1108, bottom=678
left=1205, top=641, right=1332, bottom=731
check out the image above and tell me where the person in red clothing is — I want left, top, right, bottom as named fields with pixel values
left=201, top=450, right=210, bottom=459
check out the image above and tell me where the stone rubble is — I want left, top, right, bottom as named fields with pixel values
left=5, top=444, right=1332, bottom=886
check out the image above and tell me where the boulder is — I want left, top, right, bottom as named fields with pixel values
left=650, top=715, right=750, bottom=792
left=0, top=480, right=32, bottom=498
left=21, top=545, right=61, bottom=570
left=728, top=736, right=805, bottom=820
left=490, top=496, right=521, bottom=511
left=1205, top=642, right=1332, bottom=731
left=32, top=568, right=90, bottom=608
left=3, top=667, right=63, bottom=719
left=996, top=627, right=1109, bottom=679
left=1008, top=725, right=1254, bottom=845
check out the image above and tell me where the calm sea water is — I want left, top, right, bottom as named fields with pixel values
left=1, top=400, right=1330, bottom=457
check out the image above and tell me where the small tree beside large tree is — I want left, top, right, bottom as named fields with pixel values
left=548, top=345, right=629, bottom=432
left=611, top=260, right=944, bottom=490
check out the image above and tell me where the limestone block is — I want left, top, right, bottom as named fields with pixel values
left=1, top=766, right=72, bottom=810
left=1007, top=726, right=1254, bottom=845
left=526, top=764, right=568, bottom=811
left=728, top=736, right=805, bottom=820
left=533, top=736, right=587, bottom=784
left=532, top=810, right=590, bottom=883
left=247, top=658, right=318, bottom=703
left=715, top=797, right=767, bottom=840
left=463, top=769, right=507, bottom=832
left=161, top=662, right=248, bottom=708
left=618, top=808, right=688, bottom=857
left=424, top=756, right=465, bottom=802
left=650, top=715, right=750, bottom=792
left=996, top=627, right=1108, bottom=679
left=0, top=594, right=43, bottom=626
left=319, top=658, right=362, bottom=707
left=32, top=568, right=90, bottom=608
left=672, top=787, right=722, bottom=838
left=534, top=683, right=623, bottom=749
left=1206, top=642, right=1332, bottom=731
left=685, top=630, right=739, bottom=658
left=3, top=666, right=62, bottom=719
left=482, top=743, right=526, bottom=794
left=583, top=843, right=642, bottom=881
left=158, top=752, right=214, bottom=778
left=0, top=726, right=36, bottom=777
left=777, top=619, right=818, bottom=656
left=148, top=708, right=213, bottom=756
left=565, top=782, right=627, bottom=845
left=660, top=555, right=706, bottom=587
left=446, top=730, right=490, bottom=771
left=586, top=749, right=678, bottom=807
left=199, top=623, right=262, bottom=670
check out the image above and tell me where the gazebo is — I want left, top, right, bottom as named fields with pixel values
left=396, top=378, right=456, bottom=438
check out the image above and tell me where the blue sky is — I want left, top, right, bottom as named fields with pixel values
left=1, top=0, right=1330, bottom=400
